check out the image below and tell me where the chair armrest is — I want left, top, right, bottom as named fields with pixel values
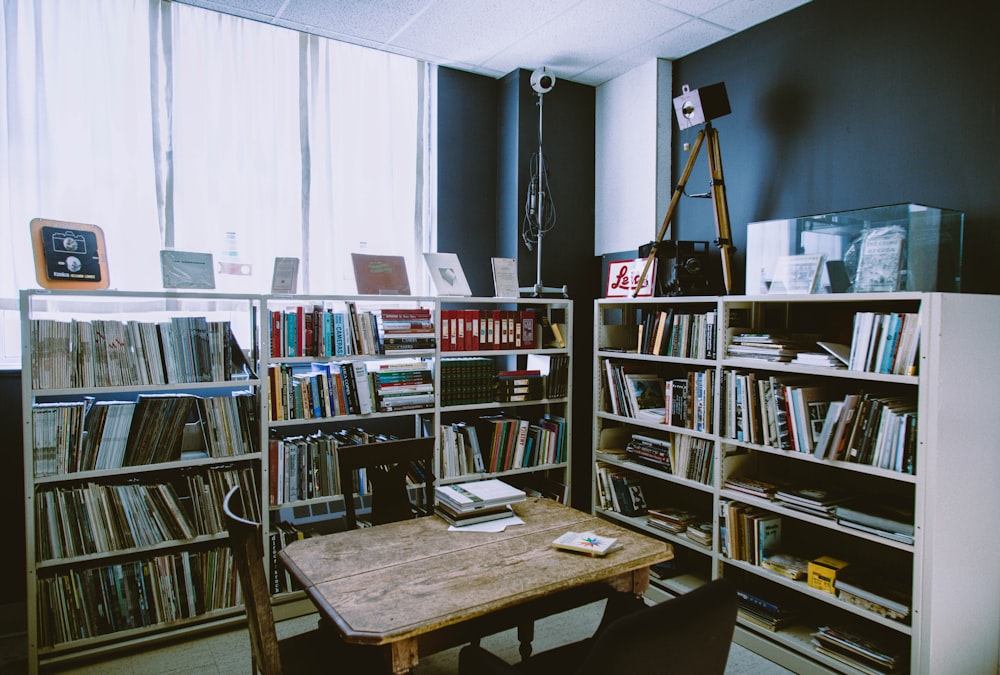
left=459, top=645, right=519, bottom=674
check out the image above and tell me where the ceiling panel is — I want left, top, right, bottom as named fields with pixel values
left=172, top=0, right=812, bottom=85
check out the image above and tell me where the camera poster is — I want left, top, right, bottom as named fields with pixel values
left=41, top=226, right=103, bottom=281
left=30, top=218, right=110, bottom=289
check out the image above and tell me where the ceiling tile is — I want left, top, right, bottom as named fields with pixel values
left=277, top=0, right=435, bottom=44
left=701, top=0, right=810, bottom=32
left=388, top=0, right=581, bottom=68
left=482, top=0, right=689, bottom=77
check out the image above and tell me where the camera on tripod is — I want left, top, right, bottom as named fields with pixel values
left=638, top=240, right=720, bottom=297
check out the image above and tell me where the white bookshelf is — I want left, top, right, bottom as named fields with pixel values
left=593, top=292, right=1000, bottom=674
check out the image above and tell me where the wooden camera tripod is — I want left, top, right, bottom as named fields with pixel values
left=633, top=120, right=735, bottom=296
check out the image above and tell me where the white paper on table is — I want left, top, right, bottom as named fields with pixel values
left=447, top=514, right=525, bottom=533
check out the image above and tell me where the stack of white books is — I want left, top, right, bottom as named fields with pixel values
left=434, top=478, right=526, bottom=527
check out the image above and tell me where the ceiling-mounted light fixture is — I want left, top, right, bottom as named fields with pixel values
left=530, top=66, right=556, bottom=94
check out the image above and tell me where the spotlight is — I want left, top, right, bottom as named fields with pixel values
left=672, top=82, right=730, bottom=130
left=530, top=67, right=556, bottom=94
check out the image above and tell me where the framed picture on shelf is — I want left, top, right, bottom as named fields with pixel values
left=605, top=258, right=655, bottom=297
left=424, top=252, right=472, bottom=296
left=30, top=218, right=110, bottom=289
left=768, top=254, right=823, bottom=294
left=491, top=257, right=520, bottom=297
left=351, top=253, right=411, bottom=295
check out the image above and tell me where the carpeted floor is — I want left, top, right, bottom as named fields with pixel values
left=1, top=599, right=793, bottom=674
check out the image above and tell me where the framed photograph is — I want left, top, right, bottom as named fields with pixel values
left=423, top=252, right=472, bottom=296
left=768, top=254, right=824, bottom=294
left=30, top=218, right=110, bottom=289
left=606, top=258, right=656, bottom=297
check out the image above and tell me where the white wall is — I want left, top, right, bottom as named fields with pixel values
left=593, top=59, right=672, bottom=256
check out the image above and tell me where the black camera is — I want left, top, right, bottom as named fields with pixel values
left=638, top=240, right=720, bottom=296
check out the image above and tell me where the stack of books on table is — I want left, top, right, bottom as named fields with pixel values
left=434, top=478, right=526, bottom=527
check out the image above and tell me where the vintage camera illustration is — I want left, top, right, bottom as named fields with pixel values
left=51, top=231, right=88, bottom=255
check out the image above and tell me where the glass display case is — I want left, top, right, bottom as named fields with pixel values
left=745, top=203, right=964, bottom=295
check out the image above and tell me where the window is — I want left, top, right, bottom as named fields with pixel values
left=0, top=0, right=433, bottom=366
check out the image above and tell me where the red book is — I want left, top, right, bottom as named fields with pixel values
left=521, top=310, right=536, bottom=349
left=494, top=310, right=505, bottom=349
left=270, top=311, right=282, bottom=358
left=440, top=309, right=451, bottom=352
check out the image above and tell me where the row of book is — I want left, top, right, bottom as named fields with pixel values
left=634, top=308, right=717, bottom=359
left=604, top=362, right=713, bottom=432
left=721, top=370, right=828, bottom=452
left=720, top=499, right=783, bottom=566
left=36, top=467, right=258, bottom=561
left=36, top=547, right=240, bottom=647
left=815, top=393, right=917, bottom=472
left=621, top=434, right=714, bottom=485
left=267, top=428, right=401, bottom=505
left=267, top=360, right=373, bottom=420
left=438, top=422, right=487, bottom=479
left=269, top=305, right=435, bottom=358
left=475, top=413, right=567, bottom=473
left=438, top=354, right=570, bottom=407
left=439, top=357, right=495, bottom=406
left=594, top=462, right=647, bottom=516
left=31, top=392, right=259, bottom=477
left=726, top=476, right=915, bottom=546
left=735, top=582, right=910, bottom=673
left=720, top=496, right=914, bottom=627
left=371, top=360, right=435, bottom=412
left=754, top=549, right=914, bottom=628
left=849, top=311, right=919, bottom=375
left=720, top=372, right=917, bottom=473
left=439, top=308, right=536, bottom=351
left=30, top=317, right=252, bottom=390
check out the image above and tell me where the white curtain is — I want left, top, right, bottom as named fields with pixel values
left=0, top=0, right=430, bottom=361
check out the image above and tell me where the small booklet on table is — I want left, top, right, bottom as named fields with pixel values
left=551, top=531, right=622, bottom=557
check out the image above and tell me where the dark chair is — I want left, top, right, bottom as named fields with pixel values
left=458, top=578, right=738, bottom=675
left=336, top=436, right=436, bottom=529
left=223, top=484, right=378, bottom=674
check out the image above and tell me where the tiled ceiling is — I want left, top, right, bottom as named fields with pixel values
left=171, top=0, right=811, bottom=86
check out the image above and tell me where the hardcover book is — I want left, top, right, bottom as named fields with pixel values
left=351, top=253, right=411, bottom=295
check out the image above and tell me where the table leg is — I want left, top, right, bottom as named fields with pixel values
left=386, top=638, right=419, bottom=674
left=517, top=621, right=535, bottom=661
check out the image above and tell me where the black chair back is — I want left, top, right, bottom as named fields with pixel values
left=336, top=436, right=436, bottom=528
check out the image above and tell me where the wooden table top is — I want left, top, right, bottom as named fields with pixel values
left=279, top=497, right=672, bottom=646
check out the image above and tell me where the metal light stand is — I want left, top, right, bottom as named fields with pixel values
left=520, top=90, right=569, bottom=298
left=633, top=120, right=735, bottom=296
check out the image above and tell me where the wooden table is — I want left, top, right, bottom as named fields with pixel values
left=279, top=497, right=672, bottom=673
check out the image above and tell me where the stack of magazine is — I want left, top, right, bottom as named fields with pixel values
left=434, top=478, right=526, bottom=527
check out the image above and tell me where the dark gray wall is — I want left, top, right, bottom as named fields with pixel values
left=438, top=66, right=597, bottom=511
left=437, top=68, right=499, bottom=297
left=672, top=0, right=1000, bottom=294
left=0, top=371, right=25, bottom=605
